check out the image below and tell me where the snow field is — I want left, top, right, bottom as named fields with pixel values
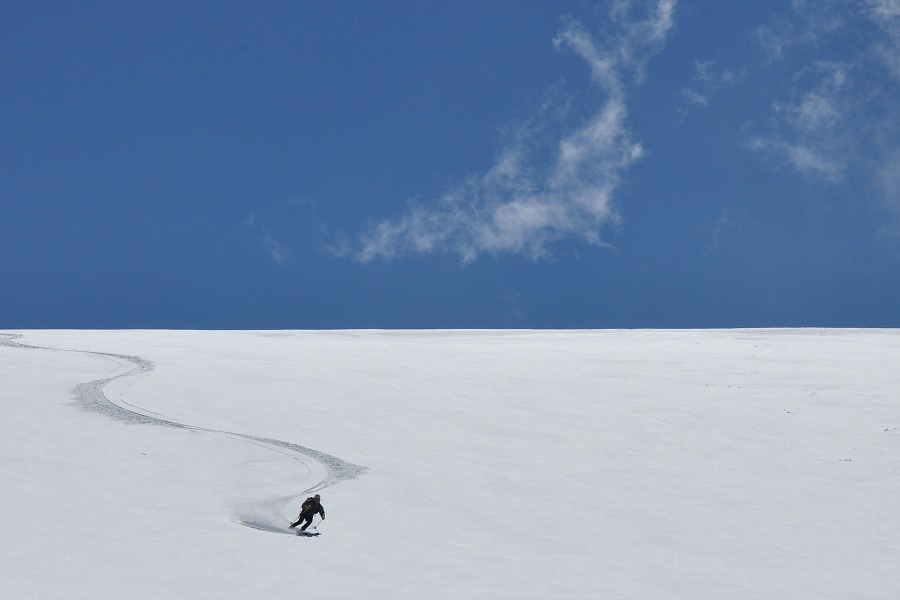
left=1, top=329, right=898, bottom=599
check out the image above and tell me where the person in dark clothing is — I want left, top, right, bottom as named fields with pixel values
left=289, top=494, right=325, bottom=531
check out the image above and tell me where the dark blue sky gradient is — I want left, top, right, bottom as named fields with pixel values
left=2, top=1, right=899, bottom=328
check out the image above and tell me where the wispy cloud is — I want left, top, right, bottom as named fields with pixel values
left=709, top=208, right=746, bottom=251
left=679, top=60, right=742, bottom=117
left=866, top=0, right=900, bottom=79
left=260, top=231, right=291, bottom=265
left=749, top=61, right=851, bottom=182
left=247, top=213, right=292, bottom=265
left=754, top=0, right=844, bottom=62
left=749, top=0, right=900, bottom=217
left=344, top=1, right=678, bottom=263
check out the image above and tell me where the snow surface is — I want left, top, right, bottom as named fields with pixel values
left=1, top=329, right=898, bottom=599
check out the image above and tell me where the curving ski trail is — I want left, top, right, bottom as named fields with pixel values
left=0, top=333, right=367, bottom=534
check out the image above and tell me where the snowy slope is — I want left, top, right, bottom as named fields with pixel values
left=1, top=329, right=898, bottom=599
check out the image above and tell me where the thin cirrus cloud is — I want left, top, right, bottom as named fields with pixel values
left=678, top=60, right=743, bottom=120
left=749, top=1, right=900, bottom=215
left=749, top=61, right=850, bottom=183
left=247, top=214, right=292, bottom=265
left=344, top=1, right=677, bottom=263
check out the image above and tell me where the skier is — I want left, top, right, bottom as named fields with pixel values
left=290, top=494, right=325, bottom=531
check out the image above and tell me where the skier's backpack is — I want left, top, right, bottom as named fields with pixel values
left=301, top=496, right=316, bottom=511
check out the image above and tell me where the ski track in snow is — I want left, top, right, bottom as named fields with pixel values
left=0, top=333, right=367, bottom=535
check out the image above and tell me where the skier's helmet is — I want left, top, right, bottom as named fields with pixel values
left=314, top=494, right=320, bottom=500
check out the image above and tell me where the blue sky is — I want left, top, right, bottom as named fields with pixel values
left=3, top=0, right=899, bottom=328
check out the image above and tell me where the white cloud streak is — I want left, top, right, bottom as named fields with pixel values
left=247, top=213, right=292, bottom=265
left=260, top=231, right=291, bottom=265
left=868, top=0, right=900, bottom=23
left=750, top=0, right=900, bottom=217
left=679, top=60, right=742, bottom=117
left=754, top=0, right=845, bottom=62
left=349, top=1, right=678, bottom=263
left=866, top=0, right=900, bottom=79
left=750, top=60, right=850, bottom=182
